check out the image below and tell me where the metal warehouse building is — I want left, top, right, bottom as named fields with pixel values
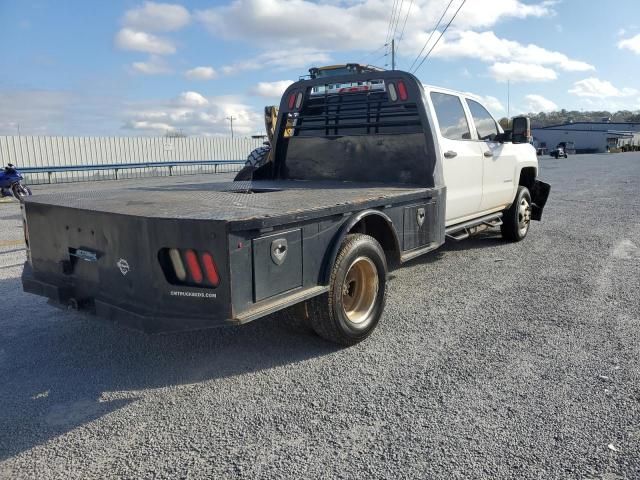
left=532, top=121, right=640, bottom=153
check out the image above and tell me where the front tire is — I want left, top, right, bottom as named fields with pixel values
left=233, top=165, right=256, bottom=181
left=234, top=145, right=270, bottom=181
left=308, top=234, right=387, bottom=346
left=501, top=186, right=532, bottom=242
left=11, top=183, right=31, bottom=202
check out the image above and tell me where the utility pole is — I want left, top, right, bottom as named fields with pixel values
left=507, top=80, right=510, bottom=119
left=226, top=116, right=235, bottom=139
left=391, top=38, right=395, bottom=70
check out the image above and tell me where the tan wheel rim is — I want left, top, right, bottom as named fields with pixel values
left=341, top=256, right=378, bottom=325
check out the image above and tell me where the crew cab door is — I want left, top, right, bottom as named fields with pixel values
left=465, top=99, right=515, bottom=211
left=430, top=91, right=483, bottom=224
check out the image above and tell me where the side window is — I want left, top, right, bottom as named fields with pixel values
left=430, top=92, right=471, bottom=141
left=467, top=99, right=499, bottom=141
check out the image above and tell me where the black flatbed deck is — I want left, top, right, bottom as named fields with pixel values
left=26, top=179, right=431, bottom=231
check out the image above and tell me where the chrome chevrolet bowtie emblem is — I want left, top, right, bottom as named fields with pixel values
left=117, top=258, right=130, bottom=276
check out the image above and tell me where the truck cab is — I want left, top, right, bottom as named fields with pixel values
left=424, top=85, right=539, bottom=226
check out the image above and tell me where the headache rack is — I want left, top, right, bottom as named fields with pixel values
left=291, top=86, right=423, bottom=137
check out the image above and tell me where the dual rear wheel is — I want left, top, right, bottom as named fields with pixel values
left=283, top=187, right=532, bottom=345
left=281, top=234, right=387, bottom=346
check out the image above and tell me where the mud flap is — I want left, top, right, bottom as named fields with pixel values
left=530, top=180, right=550, bottom=221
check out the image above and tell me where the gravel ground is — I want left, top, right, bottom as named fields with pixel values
left=0, top=153, right=638, bottom=479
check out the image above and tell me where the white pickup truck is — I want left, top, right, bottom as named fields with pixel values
left=22, top=70, right=550, bottom=345
left=425, top=84, right=544, bottom=241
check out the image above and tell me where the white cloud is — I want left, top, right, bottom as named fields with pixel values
left=123, top=2, right=190, bottom=32
left=568, top=78, right=639, bottom=98
left=425, top=30, right=593, bottom=72
left=131, top=55, right=172, bottom=75
left=249, top=80, right=294, bottom=98
left=196, top=0, right=554, bottom=51
left=115, top=28, right=176, bottom=55
left=185, top=66, right=217, bottom=80
left=478, top=95, right=505, bottom=113
left=175, top=91, right=209, bottom=107
left=0, top=90, right=124, bottom=136
left=489, top=62, right=557, bottom=82
left=222, top=48, right=331, bottom=75
left=618, top=33, right=640, bottom=54
left=524, top=94, right=558, bottom=112
left=122, top=92, right=262, bottom=136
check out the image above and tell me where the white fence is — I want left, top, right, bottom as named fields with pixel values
left=0, top=136, right=263, bottom=184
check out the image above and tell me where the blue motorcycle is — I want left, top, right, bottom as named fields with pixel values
left=0, top=164, right=32, bottom=202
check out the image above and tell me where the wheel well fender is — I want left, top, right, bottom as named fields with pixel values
left=518, top=167, right=537, bottom=191
left=320, top=210, right=400, bottom=285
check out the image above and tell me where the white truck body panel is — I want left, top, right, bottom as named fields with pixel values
left=423, top=85, right=538, bottom=227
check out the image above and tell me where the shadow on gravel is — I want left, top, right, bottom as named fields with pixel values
left=0, top=276, right=339, bottom=461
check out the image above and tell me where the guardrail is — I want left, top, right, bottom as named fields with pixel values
left=20, top=160, right=245, bottom=184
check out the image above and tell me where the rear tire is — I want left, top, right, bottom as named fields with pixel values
left=501, top=186, right=532, bottom=242
left=308, top=234, right=387, bottom=346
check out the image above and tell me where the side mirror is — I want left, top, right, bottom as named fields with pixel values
left=511, top=116, right=530, bottom=144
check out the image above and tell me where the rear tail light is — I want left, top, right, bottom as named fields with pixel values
left=397, top=80, right=408, bottom=101
left=184, top=249, right=203, bottom=284
left=168, top=248, right=187, bottom=281
left=201, top=252, right=220, bottom=287
left=159, top=248, right=220, bottom=288
left=288, top=92, right=296, bottom=109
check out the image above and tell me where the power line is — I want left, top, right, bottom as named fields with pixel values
left=385, top=0, right=401, bottom=51
left=412, top=0, right=467, bottom=74
left=407, top=0, right=454, bottom=73
left=397, top=0, right=414, bottom=42
left=391, top=0, right=405, bottom=43
left=394, top=0, right=415, bottom=62
left=360, top=42, right=388, bottom=64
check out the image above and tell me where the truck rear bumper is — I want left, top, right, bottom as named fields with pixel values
left=21, top=263, right=232, bottom=334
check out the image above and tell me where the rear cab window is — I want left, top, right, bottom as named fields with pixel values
left=466, top=99, right=499, bottom=141
left=430, top=92, right=471, bottom=141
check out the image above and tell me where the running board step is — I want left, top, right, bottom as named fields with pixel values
left=445, top=213, right=503, bottom=241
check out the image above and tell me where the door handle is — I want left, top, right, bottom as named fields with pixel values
left=483, top=150, right=494, bottom=158
left=444, top=150, right=457, bottom=158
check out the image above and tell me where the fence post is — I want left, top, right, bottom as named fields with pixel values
left=48, top=171, right=52, bottom=184
left=115, top=168, right=118, bottom=180
left=169, top=165, right=173, bottom=176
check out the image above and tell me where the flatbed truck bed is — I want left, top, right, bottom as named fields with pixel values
left=25, top=179, right=431, bottom=229
left=22, top=177, right=444, bottom=335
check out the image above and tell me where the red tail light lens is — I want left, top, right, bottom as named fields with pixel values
left=397, top=81, right=408, bottom=101
left=201, top=252, right=220, bottom=287
left=288, top=92, right=296, bottom=109
left=184, top=249, right=203, bottom=284
left=159, top=248, right=220, bottom=288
